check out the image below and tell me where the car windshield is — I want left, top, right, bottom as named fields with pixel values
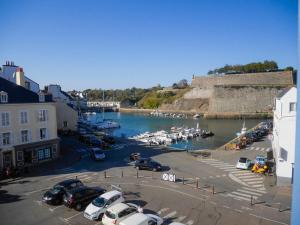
left=92, top=197, right=107, bottom=207
left=239, top=158, right=247, bottom=163
left=105, top=210, right=116, bottom=219
left=94, top=150, right=103, bottom=154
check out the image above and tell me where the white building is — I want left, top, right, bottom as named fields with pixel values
left=272, top=87, right=297, bottom=185
left=0, top=61, right=40, bottom=93
left=45, top=84, right=72, bottom=104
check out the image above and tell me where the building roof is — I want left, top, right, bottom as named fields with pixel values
left=0, top=76, right=51, bottom=104
left=276, top=87, right=294, bottom=99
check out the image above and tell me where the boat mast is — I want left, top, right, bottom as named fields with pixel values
left=102, top=89, right=105, bottom=120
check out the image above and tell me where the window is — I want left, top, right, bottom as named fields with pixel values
left=37, top=148, right=51, bottom=161
left=21, top=130, right=29, bottom=143
left=38, top=110, right=48, bottom=122
left=1, top=112, right=10, bottom=127
left=63, top=121, right=68, bottom=128
left=40, top=128, right=47, bottom=140
left=20, top=111, right=28, bottom=124
left=17, top=151, right=23, bottom=161
left=39, top=94, right=45, bottom=102
left=280, top=148, right=288, bottom=161
left=0, top=92, right=8, bottom=103
left=2, top=132, right=11, bottom=146
left=289, top=102, right=296, bottom=112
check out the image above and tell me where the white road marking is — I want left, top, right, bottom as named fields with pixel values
left=249, top=214, right=289, bottom=225
left=223, top=205, right=230, bottom=209
left=24, top=187, right=51, bottom=196
left=243, top=177, right=264, bottom=181
left=241, top=206, right=254, bottom=211
left=251, top=184, right=265, bottom=188
left=236, top=189, right=262, bottom=196
left=242, top=187, right=266, bottom=194
left=157, top=208, right=169, bottom=215
left=177, top=216, right=187, bottom=222
left=186, top=220, right=194, bottom=225
left=163, top=211, right=177, bottom=219
left=33, top=200, right=43, bottom=206
left=64, top=212, right=83, bottom=221
left=49, top=205, right=64, bottom=212
left=232, top=192, right=258, bottom=199
left=247, top=181, right=264, bottom=184
left=234, top=209, right=243, bottom=213
left=227, top=193, right=251, bottom=202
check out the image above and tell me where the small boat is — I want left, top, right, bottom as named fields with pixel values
left=201, top=131, right=214, bottom=138
left=193, top=114, right=200, bottom=119
left=236, top=119, right=247, bottom=137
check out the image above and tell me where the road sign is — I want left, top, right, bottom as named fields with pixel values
left=162, top=173, right=176, bottom=182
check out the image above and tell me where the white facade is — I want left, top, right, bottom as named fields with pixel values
left=46, top=84, right=70, bottom=104
left=272, top=87, right=297, bottom=185
left=0, top=62, right=40, bottom=93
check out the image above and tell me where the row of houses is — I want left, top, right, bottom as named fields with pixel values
left=0, top=61, right=80, bottom=170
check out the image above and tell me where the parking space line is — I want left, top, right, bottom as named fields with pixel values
left=163, top=211, right=177, bottom=219
left=249, top=214, right=288, bottom=225
left=186, top=220, right=194, bottom=225
left=24, top=187, right=51, bottom=196
left=177, top=216, right=187, bottom=222
left=64, top=212, right=83, bottom=221
left=49, top=205, right=65, bottom=212
left=158, top=208, right=169, bottom=214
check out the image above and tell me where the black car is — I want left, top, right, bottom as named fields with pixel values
left=102, top=135, right=115, bottom=144
left=63, top=186, right=106, bottom=211
left=43, top=179, right=84, bottom=205
left=134, top=158, right=162, bottom=171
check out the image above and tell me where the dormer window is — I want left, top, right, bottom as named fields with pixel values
left=0, top=91, right=8, bottom=103
left=39, top=92, right=45, bottom=102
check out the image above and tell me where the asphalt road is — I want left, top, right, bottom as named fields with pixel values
left=0, top=136, right=291, bottom=225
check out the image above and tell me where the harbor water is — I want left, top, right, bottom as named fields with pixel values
left=87, top=112, right=263, bottom=150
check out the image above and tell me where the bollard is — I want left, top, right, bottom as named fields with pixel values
left=136, top=170, right=139, bottom=178
left=196, top=179, right=199, bottom=189
left=212, top=185, right=215, bottom=194
left=121, top=170, right=124, bottom=178
left=152, top=172, right=154, bottom=179
left=250, top=195, right=253, bottom=206
left=182, top=176, right=185, bottom=185
left=104, top=171, right=107, bottom=179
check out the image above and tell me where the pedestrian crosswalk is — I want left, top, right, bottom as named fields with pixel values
left=157, top=208, right=194, bottom=224
left=245, top=146, right=272, bottom=152
left=200, top=159, right=266, bottom=202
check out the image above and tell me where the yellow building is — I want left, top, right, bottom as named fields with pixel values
left=0, top=74, right=60, bottom=170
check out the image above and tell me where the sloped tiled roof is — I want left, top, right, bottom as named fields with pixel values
left=276, top=87, right=293, bottom=99
left=0, top=76, right=39, bottom=104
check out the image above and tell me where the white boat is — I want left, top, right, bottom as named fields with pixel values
left=236, top=120, right=247, bottom=137
left=193, top=114, right=200, bottom=119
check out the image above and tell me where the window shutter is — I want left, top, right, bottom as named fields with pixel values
left=46, top=128, right=49, bottom=139
left=29, top=130, right=32, bottom=142
left=18, top=131, right=21, bottom=144
left=46, top=110, right=49, bottom=121
left=10, top=132, right=14, bottom=145
left=37, top=128, right=40, bottom=140
left=0, top=134, right=3, bottom=147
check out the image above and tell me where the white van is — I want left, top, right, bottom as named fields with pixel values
left=90, top=147, right=105, bottom=161
left=119, top=213, right=163, bottom=225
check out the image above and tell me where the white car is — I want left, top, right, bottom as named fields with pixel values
left=102, top=202, right=143, bottom=225
left=90, top=147, right=106, bottom=161
left=236, top=157, right=252, bottom=170
left=119, top=213, right=163, bottom=225
left=84, top=190, right=124, bottom=220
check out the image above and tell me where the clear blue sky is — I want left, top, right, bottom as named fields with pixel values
left=0, top=0, right=297, bottom=90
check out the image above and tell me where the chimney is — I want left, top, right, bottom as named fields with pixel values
left=15, top=67, right=25, bottom=87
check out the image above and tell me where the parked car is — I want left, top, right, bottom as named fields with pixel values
left=90, top=148, right=106, bottom=161
left=42, top=179, right=83, bottom=205
left=84, top=190, right=124, bottom=221
left=102, top=202, right=143, bottom=225
left=134, top=158, right=162, bottom=171
left=169, top=223, right=186, bottom=225
left=236, top=157, right=252, bottom=170
left=255, top=155, right=266, bottom=165
left=119, top=213, right=163, bottom=225
left=63, top=186, right=106, bottom=210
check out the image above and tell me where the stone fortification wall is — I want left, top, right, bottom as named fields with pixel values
left=183, top=87, right=212, bottom=99
left=191, top=71, right=293, bottom=88
left=209, top=85, right=284, bottom=113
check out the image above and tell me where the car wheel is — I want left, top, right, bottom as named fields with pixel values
left=136, top=166, right=140, bottom=170
left=75, top=203, right=82, bottom=211
left=152, top=168, right=157, bottom=172
left=97, top=213, right=104, bottom=220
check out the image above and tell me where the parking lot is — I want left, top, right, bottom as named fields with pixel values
left=0, top=136, right=291, bottom=225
